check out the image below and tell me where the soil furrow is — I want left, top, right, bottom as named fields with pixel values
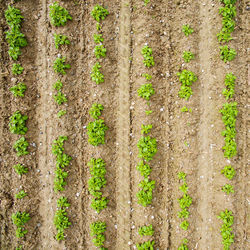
left=116, top=0, right=132, bottom=249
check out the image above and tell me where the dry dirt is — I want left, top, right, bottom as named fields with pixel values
left=0, top=0, right=249, bottom=250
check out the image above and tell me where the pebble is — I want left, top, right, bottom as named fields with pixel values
left=76, top=192, right=80, bottom=197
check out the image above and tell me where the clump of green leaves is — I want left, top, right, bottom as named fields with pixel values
left=54, top=91, right=67, bottom=105
left=87, top=119, right=108, bottom=146
left=142, top=73, right=152, bottom=81
left=141, top=45, right=155, bottom=67
left=91, top=5, right=109, bottom=22
left=94, top=45, right=106, bottom=59
left=11, top=63, right=23, bottom=75
left=57, top=110, right=66, bottom=118
left=138, top=224, right=154, bottom=236
left=91, top=62, right=104, bottom=84
left=144, top=0, right=150, bottom=6
left=137, top=178, right=155, bottom=207
left=88, top=158, right=108, bottom=213
left=220, top=46, right=236, bottom=62
left=93, top=34, right=104, bottom=44
left=9, top=111, right=28, bottom=135
left=221, top=165, right=236, bottom=180
left=180, top=106, right=192, bottom=113
left=218, top=209, right=234, bottom=249
left=52, top=136, right=72, bottom=192
left=10, top=82, right=27, bottom=97
left=138, top=83, right=155, bottom=101
left=54, top=33, right=70, bottom=49
left=4, top=6, right=27, bottom=60
left=53, top=80, right=63, bottom=91
left=182, top=24, right=193, bottom=36
left=136, top=240, right=155, bottom=250
left=49, top=2, right=72, bottom=27
left=178, top=238, right=188, bottom=250
left=177, top=70, right=197, bottom=100
left=220, top=102, right=238, bottom=158
left=89, top=103, right=104, bottom=119
left=136, top=161, right=152, bottom=178
left=222, top=184, right=234, bottom=194
left=12, top=211, right=30, bottom=238
left=180, top=220, right=189, bottom=231
left=54, top=197, right=71, bottom=240
left=145, top=110, right=153, bottom=115
left=13, top=164, right=28, bottom=176
left=90, top=221, right=107, bottom=248
left=53, top=57, right=71, bottom=75
left=182, top=51, right=194, bottom=63
left=137, top=136, right=157, bottom=162
left=141, top=124, right=152, bottom=134
left=223, top=73, right=236, bottom=100
left=13, top=137, right=29, bottom=156
left=15, top=190, right=27, bottom=199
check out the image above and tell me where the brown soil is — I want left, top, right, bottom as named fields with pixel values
left=0, top=0, right=249, bottom=250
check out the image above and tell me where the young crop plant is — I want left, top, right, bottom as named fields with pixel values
left=49, top=2, right=72, bottom=27
left=142, top=73, right=152, bottom=81
left=141, top=46, right=155, bottom=67
left=54, top=197, right=71, bottom=240
left=182, top=24, right=193, bottom=36
left=91, top=62, right=104, bottom=84
left=222, top=184, right=234, bottom=194
left=145, top=110, right=153, bottom=115
left=136, top=161, right=152, bottom=178
left=9, top=111, right=28, bottom=135
left=12, top=211, right=30, bottom=238
left=223, top=73, right=236, bottom=99
left=11, top=63, right=24, bottom=75
left=221, top=165, right=236, bottom=180
left=136, top=178, right=155, bottom=207
left=91, top=5, right=109, bottom=22
left=15, top=190, right=27, bottom=199
left=178, top=239, right=188, bottom=250
left=180, top=106, right=192, bottom=113
left=53, top=57, right=71, bottom=75
left=13, top=137, right=29, bottom=156
left=57, top=110, right=67, bottom=118
left=10, top=82, right=27, bottom=97
left=13, top=164, right=28, bottom=176
left=182, top=51, right=194, bottom=63
left=94, top=45, right=106, bottom=59
left=5, top=5, right=24, bottom=27
left=141, top=124, right=152, bottom=134
left=144, top=0, right=150, bottom=6
left=138, top=224, right=154, bottom=236
left=138, top=83, right=155, bottom=101
left=89, top=103, right=104, bottom=119
left=93, top=34, right=104, bottom=44
left=136, top=240, right=155, bottom=250
left=137, top=136, right=157, bottom=162
left=220, top=102, right=238, bottom=158
left=90, top=221, right=107, bottom=248
left=53, top=80, right=63, bottom=91
left=87, top=119, right=108, bottom=146
left=54, top=34, right=70, bottom=49
left=220, top=46, right=236, bottom=62
left=54, top=91, right=67, bottom=105
left=218, top=209, right=234, bottom=249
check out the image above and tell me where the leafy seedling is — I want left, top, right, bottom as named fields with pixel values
left=13, top=137, right=29, bottom=156
left=11, top=63, right=24, bottom=75
left=182, top=51, right=194, bottom=63
left=138, top=224, right=154, bottom=236
left=141, top=45, right=155, bottom=67
left=137, top=136, right=157, bottom=161
left=220, top=46, right=236, bottom=62
left=141, top=124, right=152, bottom=134
left=10, top=82, right=27, bottom=97
left=91, top=5, right=109, bottom=22
left=222, top=184, right=234, bottom=194
left=221, top=165, right=236, bottom=180
left=57, top=110, right=67, bottom=118
left=15, top=190, right=27, bottom=199
left=49, top=2, right=72, bottom=26
left=87, top=119, right=108, bottom=146
left=182, top=24, right=193, bottom=36
left=94, top=45, right=106, bottom=59
left=89, top=103, right=104, bottom=119
left=54, top=33, right=70, bottom=49
left=93, top=34, right=104, bottom=44
left=91, top=62, right=104, bottom=84
left=53, top=57, right=71, bottom=75
left=54, top=91, right=67, bottom=105
left=13, top=164, right=28, bottom=176
left=136, top=161, right=152, bottom=178
left=138, top=83, right=155, bottom=100
left=9, top=111, right=28, bottom=135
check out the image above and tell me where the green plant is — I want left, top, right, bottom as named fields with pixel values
left=57, top=110, right=67, bottom=118
left=94, top=45, right=106, bottom=59
left=182, top=24, right=193, bottom=36
left=179, top=183, right=188, bottom=194
left=136, top=240, right=155, bottom=250
left=91, top=5, right=109, bottom=22
left=182, top=51, right=194, bottom=63
left=93, top=34, right=104, bottom=44
left=54, top=33, right=70, bottom=49
left=221, top=165, right=236, bottom=180
left=10, top=82, right=27, bottom=97
left=142, top=73, right=152, bottom=81
left=91, top=197, right=108, bottom=213
left=16, top=246, right=23, bottom=250
left=136, top=161, right=152, bottom=178
left=222, top=184, right=234, bottom=194
left=9, top=111, right=28, bottom=135
left=137, top=136, right=157, bottom=162
left=177, top=70, right=198, bottom=86
left=87, top=119, right=108, bottom=146
left=219, top=5, right=236, bottom=19
left=138, top=83, right=155, bottom=100
left=178, top=86, right=193, bottom=100
left=53, top=80, right=63, bottom=91
left=223, top=73, right=236, bottom=99
left=54, top=91, right=67, bottom=105
left=141, top=124, right=152, bottom=134
left=180, top=220, right=189, bottom=230
left=57, top=197, right=70, bottom=208
left=144, top=0, right=150, bottom=6
left=178, top=208, right=190, bottom=219
left=178, top=172, right=186, bottom=181
left=138, top=224, right=154, bottom=236
left=178, top=194, right=192, bottom=209
left=220, top=46, right=236, bottom=62
left=178, top=239, right=188, bottom=250
left=49, top=2, right=72, bottom=26
left=12, top=211, right=30, bottom=238
left=145, top=110, right=152, bottom=115
left=137, top=178, right=155, bottom=207
left=89, top=103, right=104, bottom=119
left=181, top=106, right=188, bottom=112
left=13, top=164, right=28, bottom=175
left=90, top=221, right=106, bottom=247
left=91, top=62, right=104, bottom=84
left=13, top=137, right=29, bottom=156
left=218, top=209, right=234, bottom=250
left=53, top=57, right=71, bottom=75
left=141, top=46, right=155, bottom=67
left=54, top=207, right=71, bottom=240
left=15, top=190, right=27, bottom=199
left=11, top=63, right=23, bottom=75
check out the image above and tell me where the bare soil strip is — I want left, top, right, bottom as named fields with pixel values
left=116, top=1, right=132, bottom=249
